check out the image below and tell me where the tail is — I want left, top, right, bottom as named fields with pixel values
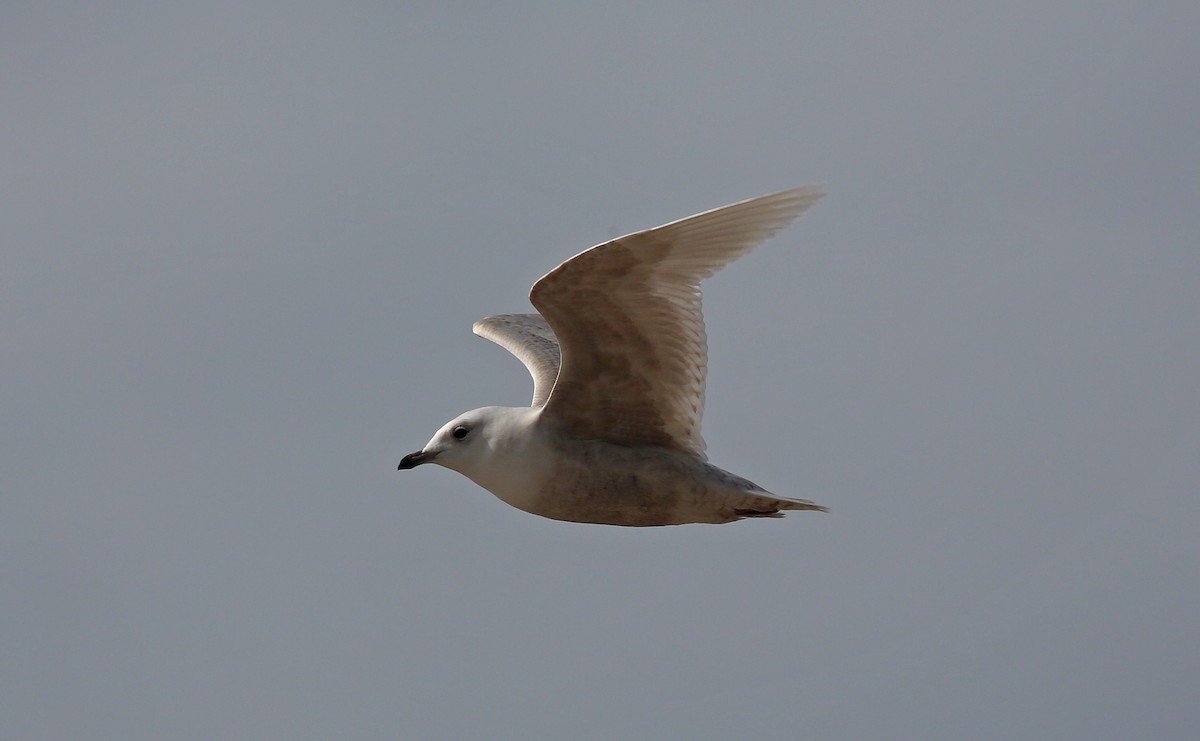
left=708, top=463, right=828, bottom=518
left=735, top=493, right=829, bottom=519
left=779, top=498, right=829, bottom=513
left=745, top=478, right=829, bottom=514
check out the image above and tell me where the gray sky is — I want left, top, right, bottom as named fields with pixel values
left=4, top=2, right=1198, bottom=739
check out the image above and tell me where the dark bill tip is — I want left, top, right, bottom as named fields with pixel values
left=398, top=450, right=435, bottom=470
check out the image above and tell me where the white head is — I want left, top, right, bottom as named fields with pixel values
left=397, top=406, right=547, bottom=500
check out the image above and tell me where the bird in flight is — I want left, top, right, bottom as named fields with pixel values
left=399, top=186, right=827, bottom=525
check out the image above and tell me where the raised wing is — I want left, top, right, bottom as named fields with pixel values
left=473, top=313, right=562, bottom=407
left=530, top=185, right=824, bottom=456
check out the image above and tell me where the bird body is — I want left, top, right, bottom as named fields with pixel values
left=523, top=430, right=825, bottom=526
left=399, top=186, right=828, bottom=526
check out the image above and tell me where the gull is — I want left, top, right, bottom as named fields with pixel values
left=398, top=186, right=828, bottom=526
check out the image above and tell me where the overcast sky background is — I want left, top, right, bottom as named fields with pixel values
left=4, top=3, right=1198, bottom=739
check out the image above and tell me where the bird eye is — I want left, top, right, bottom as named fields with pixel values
left=452, top=426, right=470, bottom=440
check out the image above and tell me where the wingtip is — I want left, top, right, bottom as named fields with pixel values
left=471, top=314, right=514, bottom=337
left=699, top=184, right=825, bottom=231
left=772, top=183, right=827, bottom=211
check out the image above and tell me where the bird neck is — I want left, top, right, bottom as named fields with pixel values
left=464, top=406, right=554, bottom=510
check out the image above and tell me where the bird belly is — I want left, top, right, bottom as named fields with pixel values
left=525, top=440, right=755, bottom=526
